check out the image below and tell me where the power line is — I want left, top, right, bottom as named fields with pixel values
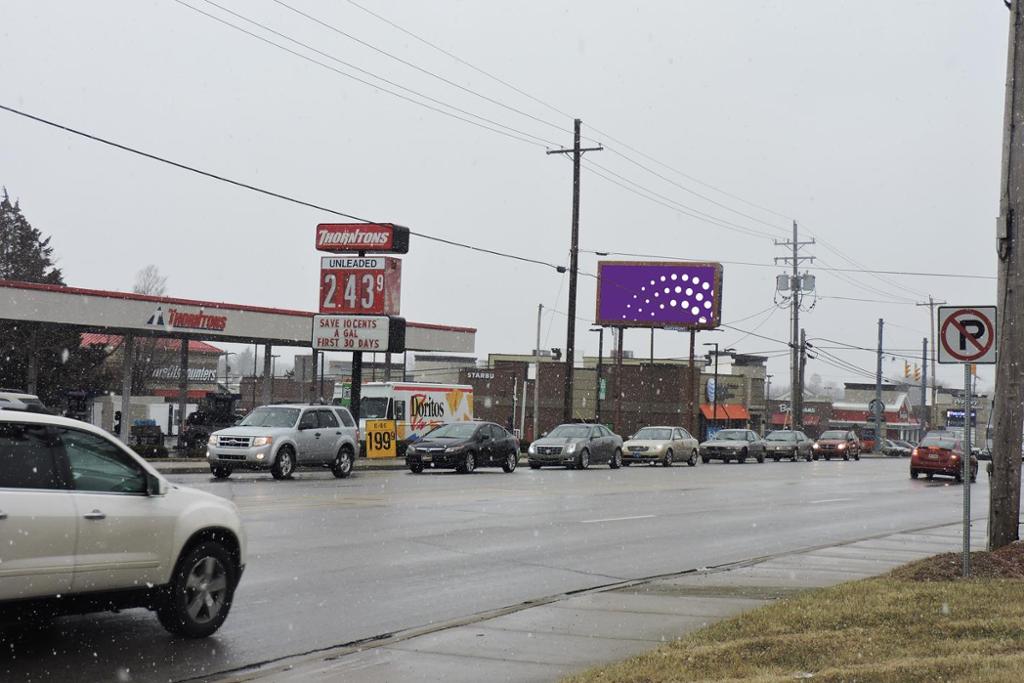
left=0, top=102, right=565, bottom=272
left=271, top=0, right=569, bottom=136
left=172, top=0, right=555, bottom=149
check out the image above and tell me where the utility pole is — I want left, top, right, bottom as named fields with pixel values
left=798, top=329, right=808, bottom=431
left=533, top=304, right=542, bottom=441
left=590, top=327, right=604, bottom=423
left=916, top=295, right=946, bottom=429
left=874, top=319, right=884, bottom=449
left=920, top=337, right=928, bottom=441
left=775, top=221, right=814, bottom=432
left=991, top=0, right=1024, bottom=550
left=548, top=119, right=603, bottom=421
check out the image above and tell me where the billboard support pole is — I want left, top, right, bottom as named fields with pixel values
left=689, top=330, right=697, bottom=436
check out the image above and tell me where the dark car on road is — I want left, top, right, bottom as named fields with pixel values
left=813, top=429, right=861, bottom=461
left=527, top=423, right=623, bottom=469
left=764, top=430, right=814, bottom=461
left=911, top=431, right=977, bottom=483
left=405, top=421, right=519, bottom=474
left=699, top=429, right=766, bottom=464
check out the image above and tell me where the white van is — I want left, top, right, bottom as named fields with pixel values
left=357, top=382, right=474, bottom=452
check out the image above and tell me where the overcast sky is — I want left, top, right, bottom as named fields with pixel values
left=0, top=1, right=1007, bottom=394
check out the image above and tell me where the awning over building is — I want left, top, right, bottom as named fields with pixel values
left=701, top=404, right=749, bottom=421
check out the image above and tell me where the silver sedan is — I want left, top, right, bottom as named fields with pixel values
left=764, top=429, right=814, bottom=462
left=622, top=426, right=700, bottom=467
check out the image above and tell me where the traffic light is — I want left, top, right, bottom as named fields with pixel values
left=903, top=361, right=911, bottom=378
left=913, top=364, right=921, bottom=381
left=551, top=348, right=562, bottom=361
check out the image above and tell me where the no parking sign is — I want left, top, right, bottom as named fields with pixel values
left=938, top=306, right=997, bottom=365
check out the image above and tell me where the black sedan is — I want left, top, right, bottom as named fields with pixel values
left=405, top=421, right=519, bottom=474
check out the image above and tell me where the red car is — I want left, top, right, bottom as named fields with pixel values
left=812, top=429, right=861, bottom=461
left=910, top=432, right=977, bottom=483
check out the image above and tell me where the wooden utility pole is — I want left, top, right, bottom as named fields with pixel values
left=991, top=0, right=1024, bottom=550
left=916, top=295, right=946, bottom=429
left=547, top=119, right=602, bottom=421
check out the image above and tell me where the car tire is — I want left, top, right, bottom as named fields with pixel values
left=157, top=541, right=237, bottom=638
left=739, top=448, right=748, bottom=463
left=610, top=449, right=622, bottom=469
left=926, top=473, right=934, bottom=480
left=955, top=469, right=963, bottom=483
left=331, top=446, right=354, bottom=479
left=910, top=470, right=919, bottom=479
left=722, top=456, right=730, bottom=464
left=457, top=451, right=476, bottom=474
left=854, top=453, right=860, bottom=461
left=812, top=454, right=819, bottom=461
left=805, top=453, right=812, bottom=462
left=756, top=452, right=765, bottom=464
left=409, top=463, right=424, bottom=473
left=688, top=450, right=698, bottom=467
left=271, top=447, right=296, bottom=480
left=662, top=449, right=673, bottom=467
left=502, top=451, right=517, bottom=473
left=843, top=452, right=850, bottom=461
left=772, top=456, right=780, bottom=462
left=577, top=449, right=590, bottom=470
left=210, top=466, right=232, bottom=479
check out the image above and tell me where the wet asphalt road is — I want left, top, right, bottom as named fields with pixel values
left=1, top=457, right=988, bottom=682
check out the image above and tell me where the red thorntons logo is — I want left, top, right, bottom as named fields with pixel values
left=147, top=306, right=227, bottom=332
left=317, top=224, right=393, bottom=250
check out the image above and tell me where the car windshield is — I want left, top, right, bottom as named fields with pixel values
left=633, top=427, right=672, bottom=440
left=819, top=431, right=847, bottom=440
left=547, top=425, right=591, bottom=439
left=713, top=430, right=747, bottom=441
left=921, top=435, right=959, bottom=450
left=423, top=423, right=478, bottom=439
left=238, top=407, right=299, bottom=428
left=766, top=432, right=795, bottom=441
left=360, top=397, right=389, bottom=419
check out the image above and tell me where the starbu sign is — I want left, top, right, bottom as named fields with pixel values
left=316, top=223, right=410, bottom=254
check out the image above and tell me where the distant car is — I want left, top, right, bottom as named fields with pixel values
left=975, top=447, right=992, bottom=461
left=699, top=429, right=766, bottom=464
left=764, top=430, right=814, bottom=461
left=622, top=426, right=699, bottom=467
left=0, top=409, right=246, bottom=638
left=882, top=439, right=913, bottom=457
left=207, top=404, right=359, bottom=480
left=813, top=430, right=861, bottom=461
left=528, top=423, right=623, bottom=470
left=405, top=421, right=519, bottom=474
left=911, top=431, right=977, bottom=482
left=0, top=389, right=49, bottom=413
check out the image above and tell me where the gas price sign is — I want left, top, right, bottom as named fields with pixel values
left=319, top=256, right=402, bottom=315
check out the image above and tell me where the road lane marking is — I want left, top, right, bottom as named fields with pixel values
left=809, top=498, right=854, bottom=504
left=580, top=514, right=656, bottom=524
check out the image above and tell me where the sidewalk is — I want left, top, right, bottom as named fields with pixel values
left=214, top=520, right=986, bottom=683
left=150, top=456, right=409, bottom=475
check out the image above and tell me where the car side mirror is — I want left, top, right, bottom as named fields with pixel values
left=541, top=432, right=548, bottom=437
left=147, top=473, right=167, bottom=496
left=481, top=434, right=491, bottom=441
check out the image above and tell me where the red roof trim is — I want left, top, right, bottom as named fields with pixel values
left=80, top=333, right=223, bottom=355
left=0, top=279, right=477, bottom=333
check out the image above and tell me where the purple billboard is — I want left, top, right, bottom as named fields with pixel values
left=595, top=261, right=723, bottom=329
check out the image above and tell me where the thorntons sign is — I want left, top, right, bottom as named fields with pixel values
left=316, top=223, right=410, bottom=254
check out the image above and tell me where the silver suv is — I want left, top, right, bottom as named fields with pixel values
left=207, top=404, right=359, bottom=480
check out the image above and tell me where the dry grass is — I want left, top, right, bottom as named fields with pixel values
left=565, top=546, right=1024, bottom=683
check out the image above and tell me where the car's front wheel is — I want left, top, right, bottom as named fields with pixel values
left=688, top=450, right=698, bottom=467
left=331, top=446, right=354, bottom=479
left=210, top=466, right=232, bottom=479
left=610, top=448, right=622, bottom=469
left=457, top=451, right=476, bottom=474
left=157, top=541, right=237, bottom=638
left=577, top=449, right=590, bottom=470
left=662, top=449, right=673, bottom=467
left=271, top=447, right=296, bottom=480
left=409, top=462, right=424, bottom=473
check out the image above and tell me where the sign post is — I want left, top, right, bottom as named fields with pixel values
left=937, top=305, right=998, bottom=577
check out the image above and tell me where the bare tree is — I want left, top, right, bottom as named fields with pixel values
left=133, top=264, right=167, bottom=295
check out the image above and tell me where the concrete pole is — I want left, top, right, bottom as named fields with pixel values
left=120, top=333, right=134, bottom=442
left=533, top=304, right=542, bottom=441
left=874, top=319, right=884, bottom=449
left=921, top=338, right=929, bottom=440
left=25, top=326, right=38, bottom=395
left=261, top=344, right=273, bottom=405
left=178, top=340, right=189, bottom=448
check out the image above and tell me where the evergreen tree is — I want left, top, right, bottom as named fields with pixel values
left=0, top=189, right=107, bottom=407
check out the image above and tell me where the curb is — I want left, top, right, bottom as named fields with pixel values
left=150, top=458, right=411, bottom=475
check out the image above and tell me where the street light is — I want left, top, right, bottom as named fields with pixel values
left=589, top=327, right=604, bottom=423
left=702, top=343, right=735, bottom=438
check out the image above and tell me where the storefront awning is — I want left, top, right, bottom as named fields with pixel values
left=701, top=404, right=750, bottom=421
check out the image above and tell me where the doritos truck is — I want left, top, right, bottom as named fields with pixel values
left=357, top=382, right=474, bottom=455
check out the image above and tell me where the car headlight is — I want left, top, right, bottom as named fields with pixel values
left=565, top=442, right=578, bottom=454
left=252, top=436, right=273, bottom=447
left=208, top=435, right=217, bottom=446
left=528, top=444, right=536, bottom=454
left=838, top=443, right=846, bottom=450
left=813, top=443, right=819, bottom=449
left=445, top=445, right=463, bottom=453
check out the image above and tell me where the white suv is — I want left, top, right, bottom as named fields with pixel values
left=0, top=409, right=246, bottom=638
